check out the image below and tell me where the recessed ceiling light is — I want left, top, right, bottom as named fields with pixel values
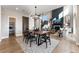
left=16, top=8, right=18, bottom=10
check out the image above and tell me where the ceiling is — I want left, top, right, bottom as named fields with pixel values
left=2, top=5, right=63, bottom=15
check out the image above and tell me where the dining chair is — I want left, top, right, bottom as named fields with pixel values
left=26, top=32, right=37, bottom=47
left=23, top=32, right=28, bottom=42
left=23, top=28, right=29, bottom=42
left=40, top=33, right=51, bottom=48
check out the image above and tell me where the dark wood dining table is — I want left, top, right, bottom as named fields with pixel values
left=32, top=31, right=50, bottom=46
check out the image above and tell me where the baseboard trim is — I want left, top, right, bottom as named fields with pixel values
left=16, top=33, right=23, bottom=37
left=0, top=36, right=9, bottom=42
left=1, top=36, right=8, bottom=39
left=0, top=34, right=23, bottom=39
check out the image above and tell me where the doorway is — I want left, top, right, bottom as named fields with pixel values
left=9, top=17, right=16, bottom=37
left=22, top=16, right=29, bottom=33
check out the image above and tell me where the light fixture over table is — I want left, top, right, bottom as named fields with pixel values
left=32, top=6, right=39, bottom=20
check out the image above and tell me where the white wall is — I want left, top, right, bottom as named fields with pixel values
left=75, top=6, right=79, bottom=44
left=36, top=19, right=41, bottom=30
left=63, top=6, right=73, bottom=36
left=0, top=6, right=1, bottom=40
left=73, top=6, right=77, bottom=35
left=29, top=17, right=42, bottom=30
left=1, top=7, right=52, bottom=39
left=64, top=5, right=73, bottom=28
left=76, top=6, right=79, bottom=36
left=29, top=17, right=34, bottom=30
left=1, top=8, right=28, bottom=39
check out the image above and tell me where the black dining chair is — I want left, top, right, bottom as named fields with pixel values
left=23, top=28, right=29, bottom=42
left=40, top=34, right=51, bottom=48
left=23, top=32, right=28, bottom=42
left=26, top=32, right=37, bottom=47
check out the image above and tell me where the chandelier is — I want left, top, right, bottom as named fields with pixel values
left=33, top=6, right=39, bottom=20
left=35, top=6, right=37, bottom=15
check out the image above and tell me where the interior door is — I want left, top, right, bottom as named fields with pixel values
left=9, top=17, right=16, bottom=36
left=22, top=16, right=29, bottom=33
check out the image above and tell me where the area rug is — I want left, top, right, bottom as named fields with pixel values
left=16, top=37, right=60, bottom=53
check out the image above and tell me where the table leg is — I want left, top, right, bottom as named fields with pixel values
left=37, top=34, right=40, bottom=46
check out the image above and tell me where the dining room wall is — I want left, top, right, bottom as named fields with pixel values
left=36, top=19, right=41, bottom=30
left=29, top=17, right=34, bottom=30
left=63, top=5, right=73, bottom=36
left=75, top=6, right=79, bottom=45
left=1, top=7, right=28, bottom=39
left=0, top=5, right=1, bottom=41
left=76, top=6, right=79, bottom=36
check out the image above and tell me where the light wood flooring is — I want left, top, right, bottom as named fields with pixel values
left=0, top=36, right=24, bottom=53
left=0, top=35, right=79, bottom=53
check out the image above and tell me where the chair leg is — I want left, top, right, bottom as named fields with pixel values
left=30, top=40, right=31, bottom=47
left=35, top=37, right=37, bottom=44
left=23, top=37, right=27, bottom=43
left=36, top=39, right=37, bottom=44
left=23, top=37, right=25, bottom=41
left=26, top=39, right=29, bottom=44
left=45, top=39, right=47, bottom=48
left=49, top=38, right=51, bottom=45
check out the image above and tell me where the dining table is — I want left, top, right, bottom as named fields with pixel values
left=32, top=31, right=51, bottom=46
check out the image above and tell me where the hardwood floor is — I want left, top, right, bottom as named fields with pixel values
left=0, top=36, right=24, bottom=53
left=0, top=35, right=79, bottom=53
left=53, top=38, right=79, bottom=53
